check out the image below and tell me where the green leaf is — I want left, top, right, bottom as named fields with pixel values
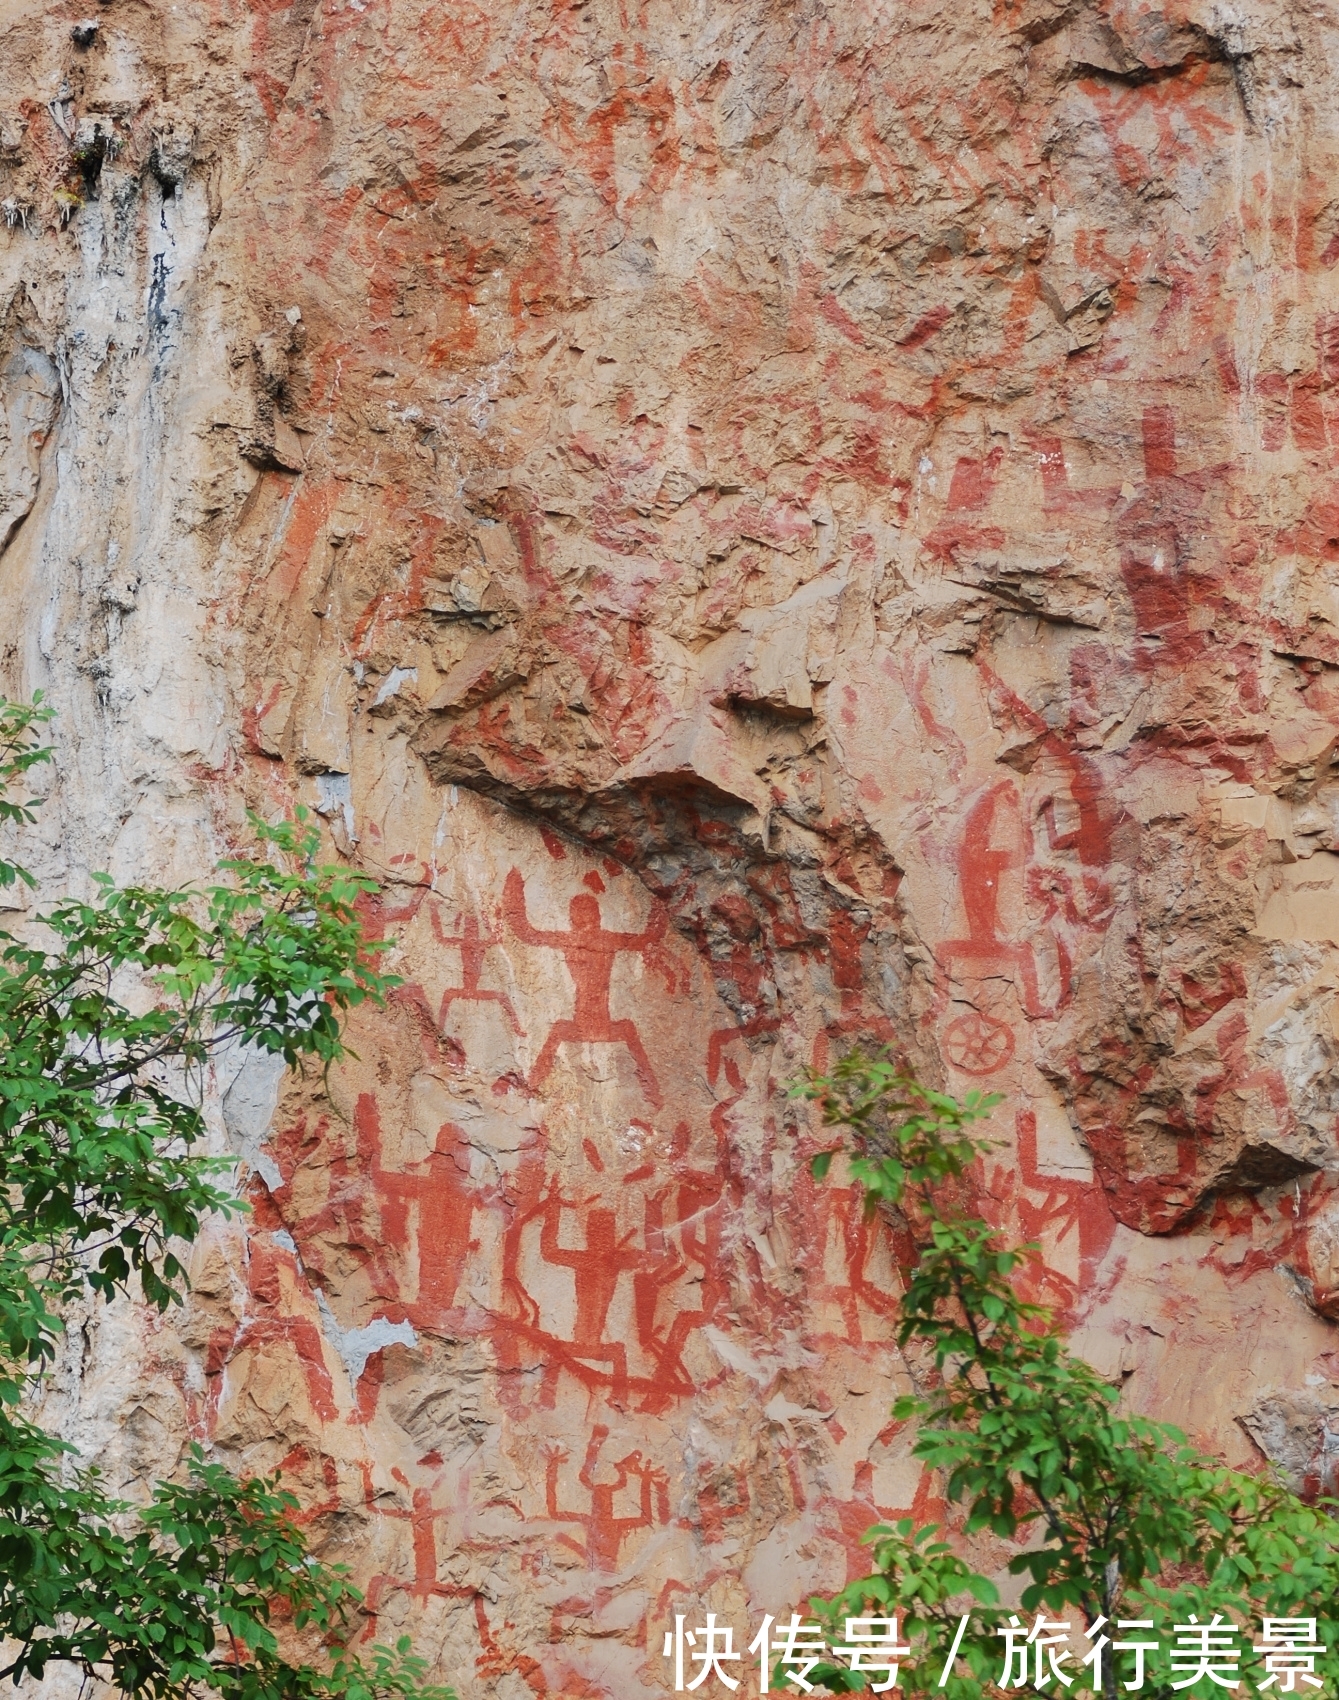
left=0, top=698, right=449, bottom=1700
left=796, top=1044, right=1339, bottom=1688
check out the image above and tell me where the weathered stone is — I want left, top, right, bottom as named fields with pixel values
left=8, top=0, right=1339, bottom=1689
left=1240, top=1389, right=1339, bottom=1498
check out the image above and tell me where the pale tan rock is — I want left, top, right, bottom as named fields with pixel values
left=1240, top=1389, right=1339, bottom=1496
left=11, top=0, right=1339, bottom=1689
left=1304, top=1195, right=1339, bottom=1319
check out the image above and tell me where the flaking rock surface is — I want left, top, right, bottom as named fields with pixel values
left=6, top=0, right=1339, bottom=1690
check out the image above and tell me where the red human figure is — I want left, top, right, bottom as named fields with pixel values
left=496, top=1146, right=724, bottom=1412
left=429, top=904, right=522, bottom=1034
left=810, top=1177, right=904, bottom=1348
left=707, top=1014, right=781, bottom=1087
left=830, top=1458, right=947, bottom=1585
left=197, top=1225, right=339, bottom=1430
left=545, top=1424, right=670, bottom=1571
left=542, top=1200, right=642, bottom=1348
left=528, top=1190, right=644, bottom=1402
left=936, top=782, right=1043, bottom=1021
left=353, top=1091, right=485, bottom=1324
left=632, top=1117, right=735, bottom=1412
left=503, top=867, right=666, bottom=1107
left=812, top=907, right=899, bottom=1069
left=1003, top=1107, right=1118, bottom=1317
left=358, top=1465, right=468, bottom=1638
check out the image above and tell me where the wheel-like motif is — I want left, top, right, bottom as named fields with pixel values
left=943, top=1010, right=1015, bottom=1075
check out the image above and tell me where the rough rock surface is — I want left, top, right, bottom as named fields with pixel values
left=7, top=0, right=1339, bottom=1691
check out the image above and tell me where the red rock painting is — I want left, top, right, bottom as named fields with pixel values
left=9, top=0, right=1339, bottom=1691
left=503, top=868, right=666, bottom=1107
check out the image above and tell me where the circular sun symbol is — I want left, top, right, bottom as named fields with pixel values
left=943, top=1011, right=1015, bottom=1075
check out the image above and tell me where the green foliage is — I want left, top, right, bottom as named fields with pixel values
left=0, top=1440, right=446, bottom=1700
left=0, top=692, right=53, bottom=890
left=0, top=698, right=452, bottom=1700
left=795, top=1050, right=1339, bottom=1700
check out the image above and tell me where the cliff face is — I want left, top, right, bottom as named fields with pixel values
left=6, top=0, right=1339, bottom=1690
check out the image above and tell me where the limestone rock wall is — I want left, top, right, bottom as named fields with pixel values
left=5, top=0, right=1339, bottom=1692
